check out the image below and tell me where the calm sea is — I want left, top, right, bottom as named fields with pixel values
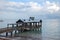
left=0, top=19, right=60, bottom=40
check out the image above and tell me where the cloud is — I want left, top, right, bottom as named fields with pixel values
left=0, top=1, right=60, bottom=13
left=0, top=0, right=60, bottom=19
left=27, top=2, right=42, bottom=12
left=43, top=1, right=60, bottom=13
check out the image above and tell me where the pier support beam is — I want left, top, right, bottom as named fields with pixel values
left=15, top=30, right=17, bottom=34
left=6, top=32, right=8, bottom=37
left=10, top=31, right=13, bottom=37
left=18, top=30, right=21, bottom=33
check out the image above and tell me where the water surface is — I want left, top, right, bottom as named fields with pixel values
left=0, top=19, right=60, bottom=40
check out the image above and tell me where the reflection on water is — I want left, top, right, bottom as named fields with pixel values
left=0, top=19, right=60, bottom=40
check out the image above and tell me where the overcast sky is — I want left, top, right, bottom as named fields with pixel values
left=0, top=0, right=60, bottom=19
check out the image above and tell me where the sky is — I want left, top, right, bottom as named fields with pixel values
left=0, top=0, right=60, bottom=19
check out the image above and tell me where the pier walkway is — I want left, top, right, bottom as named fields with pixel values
left=0, top=21, right=42, bottom=37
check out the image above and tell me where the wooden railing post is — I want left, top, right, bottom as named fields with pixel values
left=10, top=31, right=13, bottom=37
left=6, top=32, right=8, bottom=37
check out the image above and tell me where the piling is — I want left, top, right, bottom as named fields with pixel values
left=10, top=31, right=13, bottom=37
left=6, top=32, right=8, bottom=37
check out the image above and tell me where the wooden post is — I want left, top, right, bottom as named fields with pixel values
left=14, top=24, right=17, bottom=34
left=15, top=30, right=17, bottom=34
left=40, top=20, right=42, bottom=27
left=18, top=30, right=20, bottom=33
left=6, top=27, right=9, bottom=37
left=30, top=23, right=32, bottom=28
left=6, top=32, right=8, bottom=37
left=16, top=23, right=18, bottom=27
left=36, top=23, right=37, bottom=27
left=21, top=28, right=23, bottom=32
left=12, top=24, right=14, bottom=28
left=10, top=31, right=13, bottom=37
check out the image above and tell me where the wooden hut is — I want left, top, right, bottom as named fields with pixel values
left=16, top=19, right=42, bottom=30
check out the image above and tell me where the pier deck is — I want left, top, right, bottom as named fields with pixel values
left=0, top=21, right=42, bottom=37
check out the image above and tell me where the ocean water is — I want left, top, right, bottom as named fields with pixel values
left=0, top=19, right=17, bottom=28
left=42, top=19, right=60, bottom=40
left=0, top=19, right=60, bottom=40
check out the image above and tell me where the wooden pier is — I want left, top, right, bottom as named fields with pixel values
left=0, top=20, right=42, bottom=37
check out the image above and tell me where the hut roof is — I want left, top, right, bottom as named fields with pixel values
left=16, top=19, right=42, bottom=23
left=16, top=19, right=24, bottom=23
left=23, top=19, right=41, bottom=23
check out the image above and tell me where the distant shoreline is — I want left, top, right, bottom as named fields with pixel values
left=0, top=20, right=4, bottom=22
